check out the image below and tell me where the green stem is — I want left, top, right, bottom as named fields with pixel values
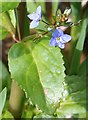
left=15, top=1, right=29, bottom=40
left=22, top=31, right=49, bottom=43
left=41, top=19, right=50, bottom=25
left=15, top=9, right=21, bottom=41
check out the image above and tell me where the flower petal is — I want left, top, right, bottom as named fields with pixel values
left=52, top=29, right=64, bottom=38
left=61, top=34, right=71, bottom=43
left=57, top=41, right=65, bottom=49
left=30, top=20, right=39, bottom=29
left=36, top=6, right=42, bottom=16
left=27, top=13, right=38, bottom=20
left=50, top=37, right=57, bottom=46
left=57, top=29, right=64, bottom=36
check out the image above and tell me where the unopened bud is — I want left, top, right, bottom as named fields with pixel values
left=64, top=8, right=71, bottom=16
left=48, top=27, right=53, bottom=31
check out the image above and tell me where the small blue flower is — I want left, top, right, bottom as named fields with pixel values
left=27, top=6, right=42, bottom=28
left=50, top=28, right=71, bottom=49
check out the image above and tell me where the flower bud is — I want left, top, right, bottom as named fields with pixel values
left=64, top=8, right=71, bottom=16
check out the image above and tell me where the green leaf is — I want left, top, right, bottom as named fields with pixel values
left=27, top=0, right=37, bottom=14
left=70, top=15, right=88, bottom=75
left=0, top=61, right=11, bottom=92
left=8, top=42, right=49, bottom=113
left=57, top=75, right=86, bottom=118
left=0, top=27, right=8, bottom=40
left=1, top=110, right=14, bottom=119
left=0, top=2, right=20, bottom=13
left=36, top=20, right=48, bottom=32
left=0, top=12, right=15, bottom=37
left=34, top=112, right=54, bottom=118
left=52, top=1, right=58, bottom=15
left=70, top=1, right=81, bottom=22
left=70, top=1, right=81, bottom=41
left=0, top=87, right=7, bottom=115
left=22, top=109, right=33, bottom=118
left=8, top=10, right=16, bottom=28
left=79, top=55, right=88, bottom=76
left=26, top=1, right=50, bottom=24
left=21, top=104, right=33, bottom=118
left=27, top=0, right=45, bottom=14
left=28, top=38, right=65, bottom=113
left=69, top=1, right=82, bottom=61
left=8, top=37, right=65, bottom=114
left=36, top=1, right=45, bottom=13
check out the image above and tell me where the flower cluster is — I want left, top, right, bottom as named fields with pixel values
left=27, top=6, right=71, bottom=49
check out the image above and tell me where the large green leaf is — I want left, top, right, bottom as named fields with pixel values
left=0, top=87, right=7, bottom=116
left=8, top=42, right=49, bottom=113
left=57, top=75, right=86, bottom=118
left=8, top=37, right=65, bottom=114
left=28, top=38, right=65, bottom=112
left=0, top=2, right=20, bottom=13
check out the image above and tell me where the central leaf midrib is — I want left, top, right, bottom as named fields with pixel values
left=29, top=46, right=44, bottom=88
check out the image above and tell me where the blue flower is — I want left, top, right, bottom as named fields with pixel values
left=50, top=28, right=71, bottom=49
left=27, top=6, right=42, bottom=29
